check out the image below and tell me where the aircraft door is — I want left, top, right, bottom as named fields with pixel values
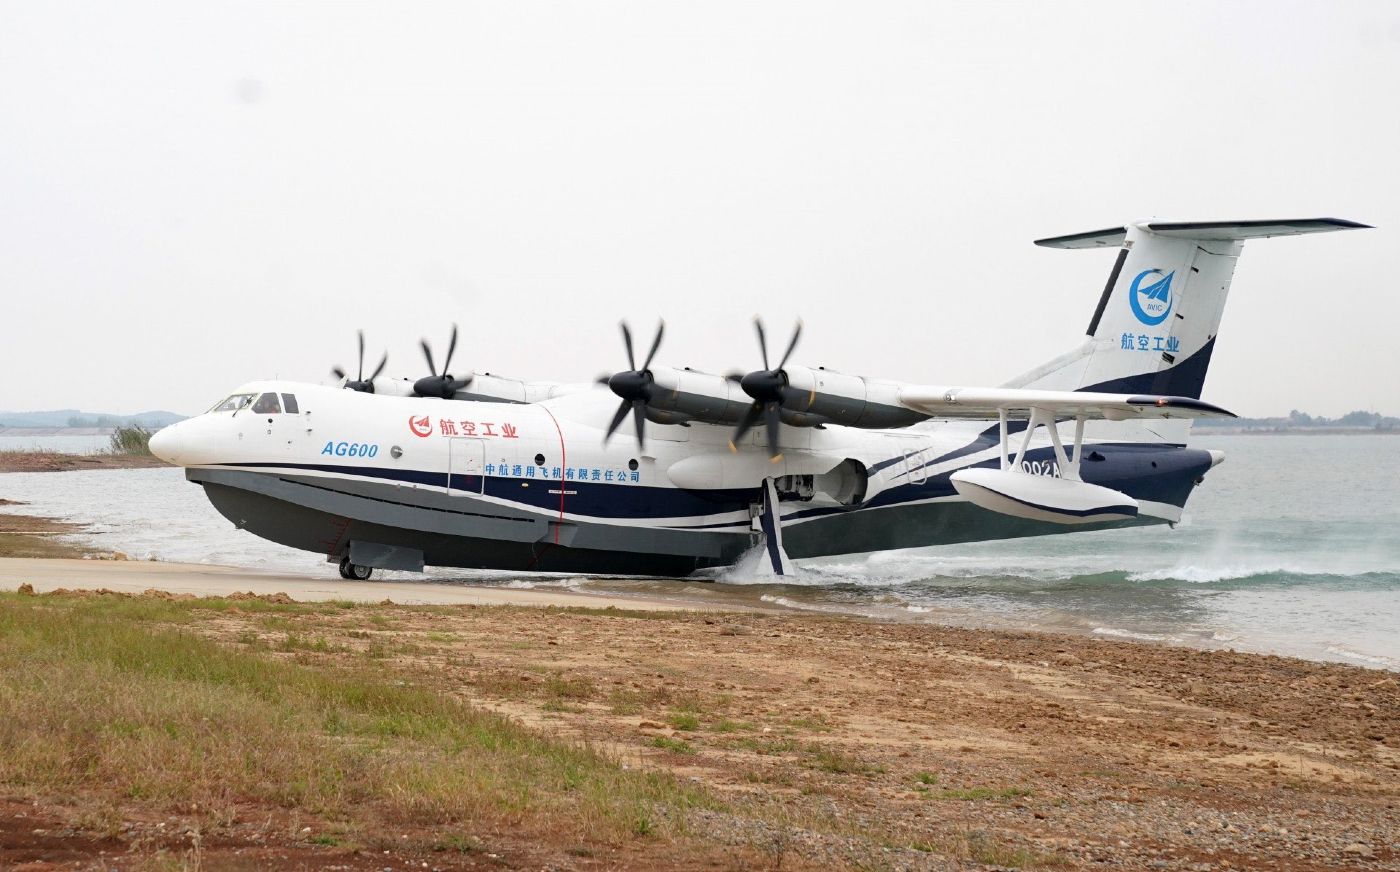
left=906, top=444, right=928, bottom=485
left=448, top=438, right=486, bottom=495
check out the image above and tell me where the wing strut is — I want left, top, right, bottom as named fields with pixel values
left=1002, top=408, right=1088, bottom=480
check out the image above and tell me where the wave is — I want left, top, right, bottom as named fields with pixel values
left=1091, top=626, right=1175, bottom=642
left=1126, top=565, right=1400, bottom=585
left=1323, top=646, right=1400, bottom=669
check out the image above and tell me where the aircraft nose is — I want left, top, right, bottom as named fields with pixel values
left=148, top=425, right=183, bottom=465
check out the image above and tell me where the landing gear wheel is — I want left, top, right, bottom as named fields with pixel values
left=338, top=555, right=372, bottom=581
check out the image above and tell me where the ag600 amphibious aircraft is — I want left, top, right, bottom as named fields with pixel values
left=150, top=218, right=1367, bottom=579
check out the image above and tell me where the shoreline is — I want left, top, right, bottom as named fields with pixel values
left=0, top=557, right=743, bottom=612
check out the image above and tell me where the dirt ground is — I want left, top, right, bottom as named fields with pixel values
left=0, top=451, right=167, bottom=473
left=6, top=589, right=1394, bottom=870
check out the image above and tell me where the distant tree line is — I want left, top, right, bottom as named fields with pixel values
left=67, top=414, right=129, bottom=428
left=1197, top=409, right=1399, bottom=429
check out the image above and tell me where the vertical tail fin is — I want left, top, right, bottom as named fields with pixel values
left=1009, top=218, right=1368, bottom=399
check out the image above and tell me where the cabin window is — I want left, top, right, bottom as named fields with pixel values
left=281, top=393, right=299, bottom=414
left=534, top=453, right=546, bottom=467
left=252, top=392, right=282, bottom=414
left=210, top=393, right=254, bottom=413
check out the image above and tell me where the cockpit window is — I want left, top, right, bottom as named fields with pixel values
left=281, top=393, right=299, bottom=414
left=210, top=393, right=254, bottom=413
left=252, top=392, right=282, bottom=414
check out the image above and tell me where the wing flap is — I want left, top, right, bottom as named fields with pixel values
left=898, top=386, right=1235, bottom=421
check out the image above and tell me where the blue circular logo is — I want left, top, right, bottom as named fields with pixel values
left=1129, top=269, right=1174, bottom=326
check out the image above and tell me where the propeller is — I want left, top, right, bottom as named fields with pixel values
left=730, top=318, right=802, bottom=460
left=331, top=330, right=388, bottom=393
left=601, top=320, right=665, bottom=448
left=413, top=324, right=473, bottom=399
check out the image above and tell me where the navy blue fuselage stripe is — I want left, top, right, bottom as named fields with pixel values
left=217, top=439, right=1210, bottom=526
left=216, top=461, right=757, bottom=520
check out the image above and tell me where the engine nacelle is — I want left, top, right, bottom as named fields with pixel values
left=779, top=366, right=928, bottom=429
left=645, top=367, right=751, bottom=425
left=643, top=365, right=928, bottom=430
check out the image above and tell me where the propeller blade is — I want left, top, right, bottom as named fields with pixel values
left=356, top=330, right=366, bottom=381
left=777, top=320, right=802, bottom=370
left=764, top=401, right=783, bottom=460
left=631, top=399, right=647, bottom=448
left=620, top=321, right=636, bottom=372
left=369, top=352, right=388, bottom=382
left=604, top=397, right=631, bottom=444
left=754, top=317, right=770, bottom=370
left=443, top=324, right=458, bottom=376
left=331, top=366, right=347, bottom=381
left=640, top=320, right=665, bottom=371
left=419, top=339, right=436, bottom=379
left=729, top=402, right=763, bottom=451
left=596, top=374, right=613, bottom=386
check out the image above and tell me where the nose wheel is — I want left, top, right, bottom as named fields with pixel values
left=338, top=555, right=373, bottom=581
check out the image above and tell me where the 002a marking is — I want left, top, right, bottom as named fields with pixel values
left=1021, top=460, right=1061, bottom=478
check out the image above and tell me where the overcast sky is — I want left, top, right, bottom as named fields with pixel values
left=2, top=1, right=1397, bottom=418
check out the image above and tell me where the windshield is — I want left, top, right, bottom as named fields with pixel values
left=209, top=393, right=255, bottom=413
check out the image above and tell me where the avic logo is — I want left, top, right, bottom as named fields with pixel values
left=408, top=415, right=433, bottom=437
left=1129, top=269, right=1174, bottom=326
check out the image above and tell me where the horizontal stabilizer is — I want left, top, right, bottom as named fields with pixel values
left=1033, top=227, right=1126, bottom=249
left=899, top=386, right=1235, bottom=421
left=1036, top=217, right=1369, bottom=249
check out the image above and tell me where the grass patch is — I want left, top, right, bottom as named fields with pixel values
left=808, top=746, right=886, bottom=776
left=274, top=633, right=346, bottom=654
left=667, top=712, right=701, bottom=731
left=606, top=688, right=646, bottom=716
left=914, top=770, right=939, bottom=785
left=934, top=786, right=1033, bottom=801
left=786, top=713, right=833, bottom=732
left=732, top=736, right=800, bottom=755
left=650, top=736, right=696, bottom=755
left=544, top=672, right=596, bottom=702
left=0, top=592, right=713, bottom=843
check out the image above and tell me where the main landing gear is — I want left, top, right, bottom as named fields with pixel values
left=338, top=555, right=373, bottom=581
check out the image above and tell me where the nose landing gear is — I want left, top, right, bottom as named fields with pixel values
left=338, top=555, right=373, bottom=581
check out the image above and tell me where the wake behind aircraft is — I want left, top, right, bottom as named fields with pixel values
left=150, top=218, right=1368, bottom=579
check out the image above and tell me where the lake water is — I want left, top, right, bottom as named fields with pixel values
left=2, top=433, right=1397, bottom=670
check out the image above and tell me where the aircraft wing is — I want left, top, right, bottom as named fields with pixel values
left=897, top=386, right=1235, bottom=421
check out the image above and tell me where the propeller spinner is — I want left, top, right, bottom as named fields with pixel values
left=331, top=330, right=388, bottom=393
left=602, top=320, right=665, bottom=448
left=413, top=324, right=473, bottom=399
left=730, top=318, right=802, bottom=460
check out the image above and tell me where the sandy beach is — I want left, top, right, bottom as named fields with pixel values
left=0, top=561, right=1396, bottom=869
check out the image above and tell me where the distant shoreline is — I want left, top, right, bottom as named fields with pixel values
left=1194, top=427, right=1400, bottom=436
